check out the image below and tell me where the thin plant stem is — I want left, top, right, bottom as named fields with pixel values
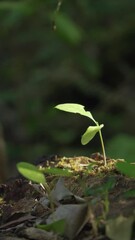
left=95, top=122, right=107, bottom=166
left=102, top=191, right=109, bottom=220
left=41, top=182, right=54, bottom=213
left=99, top=129, right=107, bottom=166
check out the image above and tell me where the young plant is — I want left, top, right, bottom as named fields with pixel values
left=17, top=162, right=72, bottom=212
left=17, top=162, right=54, bottom=211
left=85, top=176, right=116, bottom=220
left=55, top=103, right=107, bottom=166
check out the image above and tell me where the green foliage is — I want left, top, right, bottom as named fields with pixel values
left=85, top=177, right=116, bottom=196
left=81, top=125, right=104, bottom=145
left=17, top=162, right=72, bottom=182
left=42, top=167, right=73, bottom=177
left=17, top=162, right=46, bottom=184
left=85, top=177, right=116, bottom=219
left=116, top=161, right=135, bottom=178
left=122, top=190, right=135, bottom=198
left=37, top=219, right=66, bottom=235
left=53, top=12, right=83, bottom=44
left=55, top=103, right=107, bottom=165
left=55, top=103, right=95, bottom=120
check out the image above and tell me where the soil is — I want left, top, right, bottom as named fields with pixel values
left=0, top=153, right=135, bottom=240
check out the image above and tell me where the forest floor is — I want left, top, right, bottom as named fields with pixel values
left=0, top=153, right=135, bottom=240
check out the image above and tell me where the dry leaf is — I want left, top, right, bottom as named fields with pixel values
left=46, top=203, right=90, bottom=239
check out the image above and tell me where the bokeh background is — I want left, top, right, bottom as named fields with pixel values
left=0, top=0, right=135, bottom=175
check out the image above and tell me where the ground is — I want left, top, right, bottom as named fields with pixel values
left=0, top=153, right=135, bottom=240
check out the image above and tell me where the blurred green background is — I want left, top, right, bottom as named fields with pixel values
left=0, top=0, right=135, bottom=173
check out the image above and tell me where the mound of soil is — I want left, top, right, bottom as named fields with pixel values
left=0, top=153, right=135, bottom=240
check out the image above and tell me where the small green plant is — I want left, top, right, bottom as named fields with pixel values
left=55, top=103, right=107, bottom=166
left=85, top=176, right=116, bottom=219
left=17, top=162, right=72, bottom=212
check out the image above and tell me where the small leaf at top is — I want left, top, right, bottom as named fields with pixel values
left=17, top=162, right=46, bottom=184
left=81, top=124, right=104, bottom=145
left=55, top=103, right=95, bottom=122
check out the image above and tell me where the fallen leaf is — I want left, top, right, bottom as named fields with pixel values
left=46, top=203, right=90, bottom=239
left=51, top=178, right=74, bottom=203
left=50, top=177, right=85, bottom=204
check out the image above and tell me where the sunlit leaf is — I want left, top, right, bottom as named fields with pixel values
left=37, top=219, right=66, bottom=235
left=55, top=103, right=95, bottom=122
left=81, top=124, right=104, bottom=145
left=17, top=162, right=46, bottom=184
left=116, top=162, right=135, bottom=178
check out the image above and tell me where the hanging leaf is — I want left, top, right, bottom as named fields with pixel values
left=81, top=124, right=104, bottom=145
left=54, top=13, right=83, bottom=44
left=55, top=103, right=95, bottom=122
left=17, top=162, right=46, bottom=184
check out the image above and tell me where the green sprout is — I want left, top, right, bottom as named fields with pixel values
left=55, top=103, right=107, bottom=166
left=17, top=162, right=73, bottom=212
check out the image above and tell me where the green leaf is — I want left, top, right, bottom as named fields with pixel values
left=102, top=177, right=116, bottom=191
left=116, top=162, right=135, bottom=178
left=55, top=103, right=95, bottom=122
left=42, top=167, right=73, bottom=177
left=85, top=177, right=116, bottom=196
left=123, top=190, right=135, bottom=198
left=54, top=13, right=82, bottom=44
left=81, top=124, right=104, bottom=145
left=37, top=219, right=66, bottom=235
left=17, top=162, right=46, bottom=184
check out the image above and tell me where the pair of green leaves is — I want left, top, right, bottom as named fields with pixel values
left=17, top=162, right=72, bottom=184
left=55, top=103, right=104, bottom=145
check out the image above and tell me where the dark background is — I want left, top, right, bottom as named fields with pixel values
left=0, top=0, right=135, bottom=175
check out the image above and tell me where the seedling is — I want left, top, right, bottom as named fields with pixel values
left=55, top=103, right=107, bottom=166
left=85, top=176, right=116, bottom=219
left=17, top=162, right=73, bottom=212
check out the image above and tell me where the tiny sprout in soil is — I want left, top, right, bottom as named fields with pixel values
left=55, top=103, right=107, bottom=166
